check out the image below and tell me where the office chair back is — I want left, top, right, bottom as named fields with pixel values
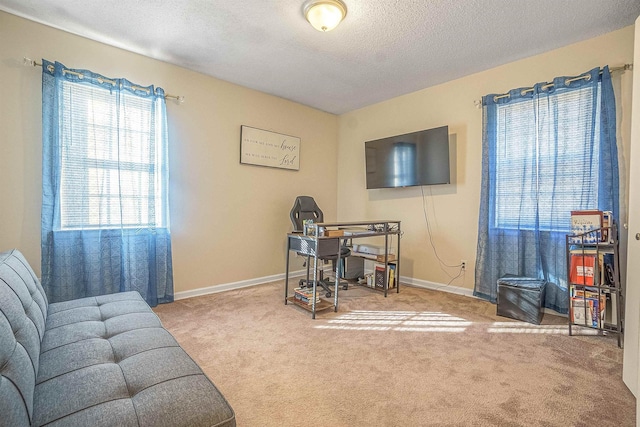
left=289, top=196, right=351, bottom=296
left=290, top=196, right=323, bottom=232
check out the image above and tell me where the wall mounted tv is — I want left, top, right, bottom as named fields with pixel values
left=365, top=125, right=450, bottom=189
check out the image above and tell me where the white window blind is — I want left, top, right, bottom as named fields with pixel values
left=494, top=85, right=600, bottom=231
left=58, top=80, right=167, bottom=230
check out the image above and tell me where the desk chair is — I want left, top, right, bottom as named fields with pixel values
left=290, top=196, right=350, bottom=297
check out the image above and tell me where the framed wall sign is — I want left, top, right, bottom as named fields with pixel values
left=240, top=125, right=300, bottom=170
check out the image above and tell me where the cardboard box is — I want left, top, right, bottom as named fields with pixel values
left=374, top=253, right=396, bottom=262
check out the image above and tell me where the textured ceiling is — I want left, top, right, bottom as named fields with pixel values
left=1, top=0, right=639, bottom=114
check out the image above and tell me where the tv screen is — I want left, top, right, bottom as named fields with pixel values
left=365, top=125, right=450, bottom=189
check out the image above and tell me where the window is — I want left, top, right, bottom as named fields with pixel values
left=57, top=80, right=167, bottom=230
left=494, top=85, right=601, bottom=232
left=41, top=60, right=174, bottom=306
left=475, top=66, right=618, bottom=311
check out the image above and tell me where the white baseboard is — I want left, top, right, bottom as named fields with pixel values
left=400, top=275, right=476, bottom=298
left=175, top=271, right=473, bottom=301
left=401, top=277, right=567, bottom=317
left=176, top=271, right=566, bottom=318
left=174, top=269, right=306, bottom=300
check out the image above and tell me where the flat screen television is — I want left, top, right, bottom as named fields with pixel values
left=365, top=125, right=450, bottom=189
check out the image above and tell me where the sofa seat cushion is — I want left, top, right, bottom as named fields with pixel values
left=34, top=291, right=235, bottom=427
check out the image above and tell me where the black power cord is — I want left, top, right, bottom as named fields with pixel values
left=421, top=186, right=465, bottom=285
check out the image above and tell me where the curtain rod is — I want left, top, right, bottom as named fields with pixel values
left=473, top=63, right=633, bottom=108
left=23, top=57, right=184, bottom=104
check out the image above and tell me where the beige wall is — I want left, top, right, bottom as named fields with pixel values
left=0, top=10, right=635, bottom=298
left=337, top=26, right=635, bottom=292
left=0, top=11, right=338, bottom=294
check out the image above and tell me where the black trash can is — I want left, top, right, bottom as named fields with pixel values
left=497, top=276, right=547, bottom=325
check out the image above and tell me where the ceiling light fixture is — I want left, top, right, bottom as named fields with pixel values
left=303, top=0, right=347, bottom=32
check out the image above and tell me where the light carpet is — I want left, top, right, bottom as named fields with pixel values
left=153, top=282, right=635, bottom=426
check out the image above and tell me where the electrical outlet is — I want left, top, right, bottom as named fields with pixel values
left=461, top=260, right=467, bottom=270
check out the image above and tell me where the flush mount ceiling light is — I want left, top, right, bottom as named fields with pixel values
left=303, top=0, right=347, bottom=32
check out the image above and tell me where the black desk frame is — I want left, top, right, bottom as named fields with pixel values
left=285, top=220, right=401, bottom=318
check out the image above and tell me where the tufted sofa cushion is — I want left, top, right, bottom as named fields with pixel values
left=0, top=249, right=235, bottom=427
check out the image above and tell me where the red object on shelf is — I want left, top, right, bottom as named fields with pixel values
left=569, top=254, right=596, bottom=285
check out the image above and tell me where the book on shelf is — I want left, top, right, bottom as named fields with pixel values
left=569, top=291, right=605, bottom=327
left=607, top=291, right=618, bottom=325
left=293, top=287, right=321, bottom=305
left=373, top=263, right=396, bottom=289
left=568, top=210, right=615, bottom=244
left=568, top=210, right=603, bottom=244
left=569, top=253, right=596, bottom=286
left=293, top=289, right=320, bottom=298
left=571, top=288, right=606, bottom=311
left=570, top=298, right=594, bottom=326
left=374, top=263, right=386, bottom=288
left=568, top=250, right=616, bottom=287
left=602, top=210, right=613, bottom=243
left=293, top=294, right=321, bottom=305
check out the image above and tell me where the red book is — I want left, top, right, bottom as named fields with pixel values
left=569, top=254, right=595, bottom=286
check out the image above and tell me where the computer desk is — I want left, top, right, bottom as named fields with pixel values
left=284, top=220, right=401, bottom=319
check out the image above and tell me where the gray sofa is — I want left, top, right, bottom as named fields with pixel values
left=0, top=249, right=235, bottom=427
